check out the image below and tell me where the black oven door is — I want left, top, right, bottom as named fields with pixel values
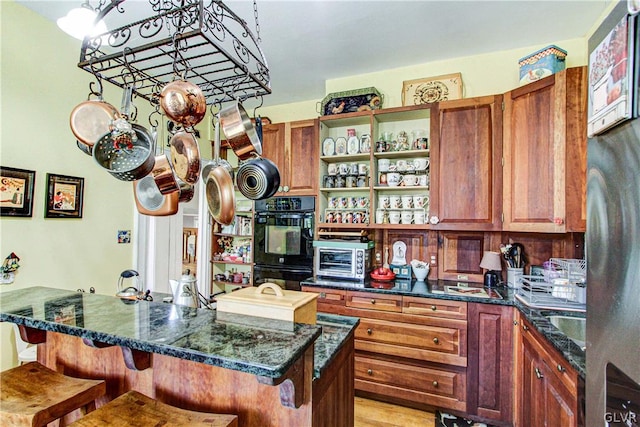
left=253, top=265, right=312, bottom=291
left=254, top=211, right=314, bottom=267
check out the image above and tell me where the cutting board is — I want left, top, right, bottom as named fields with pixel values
left=216, top=283, right=318, bottom=324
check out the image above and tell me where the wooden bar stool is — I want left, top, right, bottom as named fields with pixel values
left=0, top=362, right=106, bottom=427
left=69, top=390, right=238, bottom=427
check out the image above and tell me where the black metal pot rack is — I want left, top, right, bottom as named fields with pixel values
left=79, top=0, right=271, bottom=106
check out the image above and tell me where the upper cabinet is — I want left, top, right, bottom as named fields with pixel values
left=262, top=119, right=319, bottom=196
left=430, top=95, right=503, bottom=231
left=502, top=67, right=587, bottom=233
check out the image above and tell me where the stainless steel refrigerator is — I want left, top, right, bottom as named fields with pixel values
left=586, top=2, right=640, bottom=425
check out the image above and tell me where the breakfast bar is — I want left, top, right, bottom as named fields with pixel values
left=0, top=286, right=358, bottom=427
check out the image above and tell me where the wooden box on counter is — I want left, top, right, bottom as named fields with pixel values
left=217, top=283, right=318, bottom=324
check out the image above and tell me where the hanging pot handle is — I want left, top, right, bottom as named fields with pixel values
left=255, top=116, right=263, bottom=144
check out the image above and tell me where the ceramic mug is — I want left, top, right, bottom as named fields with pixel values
left=349, top=162, right=358, bottom=175
left=375, top=208, right=386, bottom=224
left=404, top=174, right=418, bottom=186
left=357, top=196, right=369, bottom=208
left=401, top=210, right=414, bottom=224
left=379, top=172, right=387, bottom=185
left=335, top=212, right=342, bottom=223
left=328, top=197, right=337, bottom=209
left=378, top=195, right=390, bottom=209
left=323, top=175, right=335, bottom=188
left=337, top=197, right=348, bottom=209
left=413, top=158, right=430, bottom=170
left=358, top=163, right=369, bottom=175
left=387, top=172, right=403, bottom=187
left=335, top=175, right=346, bottom=188
left=418, top=174, right=429, bottom=187
left=388, top=210, right=401, bottom=224
left=346, top=175, right=357, bottom=188
left=401, top=195, right=414, bottom=209
left=378, top=159, right=390, bottom=172
left=413, top=194, right=429, bottom=208
left=327, top=163, right=337, bottom=175
left=353, top=211, right=364, bottom=224
left=343, top=212, right=353, bottom=223
left=357, top=175, right=367, bottom=187
left=347, top=197, right=357, bottom=209
left=325, top=211, right=334, bottom=223
left=396, top=160, right=408, bottom=171
left=414, top=210, right=425, bottom=224
left=390, top=195, right=402, bottom=209
left=338, top=163, right=348, bottom=175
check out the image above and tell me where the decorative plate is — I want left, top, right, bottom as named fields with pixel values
left=359, top=134, right=371, bottom=153
left=347, top=136, right=360, bottom=155
left=322, top=137, right=335, bottom=156
left=335, top=137, right=347, bottom=155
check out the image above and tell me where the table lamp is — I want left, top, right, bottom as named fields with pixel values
left=479, top=251, right=502, bottom=287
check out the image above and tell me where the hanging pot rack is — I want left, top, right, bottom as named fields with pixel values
left=78, top=0, right=271, bottom=106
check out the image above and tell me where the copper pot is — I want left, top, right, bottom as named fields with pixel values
left=160, top=80, right=207, bottom=127
left=70, top=99, right=120, bottom=155
left=132, top=177, right=179, bottom=216
left=169, top=131, right=201, bottom=185
left=150, top=154, right=179, bottom=195
left=219, top=101, right=262, bottom=161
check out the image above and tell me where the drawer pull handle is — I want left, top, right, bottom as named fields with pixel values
left=371, top=299, right=376, bottom=305
left=433, top=337, right=439, bottom=344
left=557, top=364, right=565, bottom=373
left=522, top=324, right=529, bottom=331
left=431, top=305, right=437, bottom=311
left=367, top=369, right=373, bottom=376
left=535, top=367, right=544, bottom=379
left=432, top=381, right=438, bottom=387
left=367, top=328, right=373, bottom=335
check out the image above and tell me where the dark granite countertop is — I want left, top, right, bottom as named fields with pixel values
left=0, top=286, right=347, bottom=380
left=302, top=277, right=586, bottom=378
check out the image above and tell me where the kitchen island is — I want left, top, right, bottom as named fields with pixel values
left=0, top=286, right=358, bottom=427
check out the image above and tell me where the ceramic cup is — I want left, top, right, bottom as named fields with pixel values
left=418, top=174, right=429, bottom=187
left=378, top=159, right=390, bottom=172
left=390, top=195, right=402, bottom=209
left=396, top=160, right=408, bottom=171
left=401, top=210, right=414, bottom=224
left=378, top=195, right=390, bottom=209
left=401, top=195, right=414, bottom=209
left=379, top=172, right=387, bottom=185
left=335, top=212, right=342, bottom=223
left=414, top=210, right=425, bottom=224
left=327, top=163, right=337, bottom=175
left=388, top=210, right=401, bottom=224
left=335, top=175, right=346, bottom=188
left=404, top=174, right=418, bottom=186
left=325, top=211, right=334, bottom=223
left=347, top=196, right=358, bottom=209
left=357, top=175, right=367, bottom=187
left=413, top=194, right=429, bottom=208
left=338, top=163, right=348, bottom=175
left=357, top=196, right=369, bottom=208
left=413, top=158, right=430, bottom=170
left=349, top=162, right=358, bottom=175
left=387, top=172, right=403, bottom=187
left=375, top=208, right=386, bottom=224
left=353, top=211, right=364, bottom=224
left=328, top=197, right=337, bottom=209
left=343, top=212, right=353, bottom=223
left=337, top=197, right=348, bottom=209
left=346, top=175, right=357, bottom=188
left=323, top=175, right=335, bottom=188
left=358, top=163, right=369, bottom=175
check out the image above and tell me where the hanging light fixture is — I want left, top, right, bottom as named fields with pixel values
left=57, top=1, right=107, bottom=40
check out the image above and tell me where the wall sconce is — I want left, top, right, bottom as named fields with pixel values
left=479, top=251, right=502, bottom=287
left=56, top=1, right=107, bottom=40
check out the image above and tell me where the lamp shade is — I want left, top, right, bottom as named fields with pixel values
left=57, top=3, right=107, bottom=40
left=479, top=251, right=502, bottom=271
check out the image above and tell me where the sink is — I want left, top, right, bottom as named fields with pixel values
left=545, top=315, right=586, bottom=349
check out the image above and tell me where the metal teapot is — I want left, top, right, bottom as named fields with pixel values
left=169, top=269, right=199, bottom=308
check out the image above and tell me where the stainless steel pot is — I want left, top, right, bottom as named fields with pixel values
left=236, top=155, right=280, bottom=200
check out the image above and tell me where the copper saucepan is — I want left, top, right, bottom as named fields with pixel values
left=70, top=99, right=120, bottom=155
left=219, top=101, right=262, bottom=161
left=132, top=176, right=179, bottom=216
left=169, top=131, right=201, bottom=185
left=150, top=153, right=180, bottom=195
left=160, top=80, right=207, bottom=128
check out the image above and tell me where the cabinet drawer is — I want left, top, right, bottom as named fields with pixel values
left=355, top=318, right=466, bottom=367
left=347, top=291, right=402, bottom=313
left=403, top=296, right=468, bottom=320
left=520, top=318, right=578, bottom=394
left=355, top=355, right=466, bottom=411
left=301, top=286, right=346, bottom=306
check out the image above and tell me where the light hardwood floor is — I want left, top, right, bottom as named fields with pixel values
left=354, top=397, right=436, bottom=427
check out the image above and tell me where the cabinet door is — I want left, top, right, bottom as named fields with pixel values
left=431, top=95, right=503, bottom=230
left=286, top=119, right=319, bottom=195
left=503, top=67, right=587, bottom=233
left=520, top=333, right=546, bottom=427
left=467, top=304, right=513, bottom=424
left=261, top=123, right=286, bottom=192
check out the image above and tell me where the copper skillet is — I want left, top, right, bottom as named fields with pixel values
left=70, top=99, right=120, bottom=155
left=169, top=131, right=201, bottom=185
left=203, top=119, right=235, bottom=225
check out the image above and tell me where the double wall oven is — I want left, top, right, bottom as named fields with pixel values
left=253, top=196, right=315, bottom=290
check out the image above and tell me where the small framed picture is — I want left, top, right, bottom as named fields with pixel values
left=1, top=166, right=36, bottom=217
left=45, top=173, right=84, bottom=219
left=402, top=73, right=463, bottom=106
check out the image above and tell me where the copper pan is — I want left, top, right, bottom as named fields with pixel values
left=204, top=119, right=235, bottom=225
left=219, top=101, right=262, bottom=161
left=150, top=153, right=180, bottom=195
left=177, top=178, right=194, bottom=203
left=160, top=80, right=207, bottom=127
left=169, top=131, right=201, bottom=185
left=70, top=99, right=120, bottom=155
left=132, top=176, right=179, bottom=216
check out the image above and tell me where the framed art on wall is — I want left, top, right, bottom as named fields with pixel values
left=45, top=173, right=84, bottom=218
left=0, top=166, right=36, bottom=217
left=402, top=73, right=463, bottom=106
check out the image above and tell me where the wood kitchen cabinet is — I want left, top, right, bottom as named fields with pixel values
left=467, top=303, right=513, bottom=425
left=261, top=119, right=319, bottom=196
left=430, top=95, right=503, bottom=230
left=514, top=313, right=580, bottom=427
left=503, top=66, right=587, bottom=233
